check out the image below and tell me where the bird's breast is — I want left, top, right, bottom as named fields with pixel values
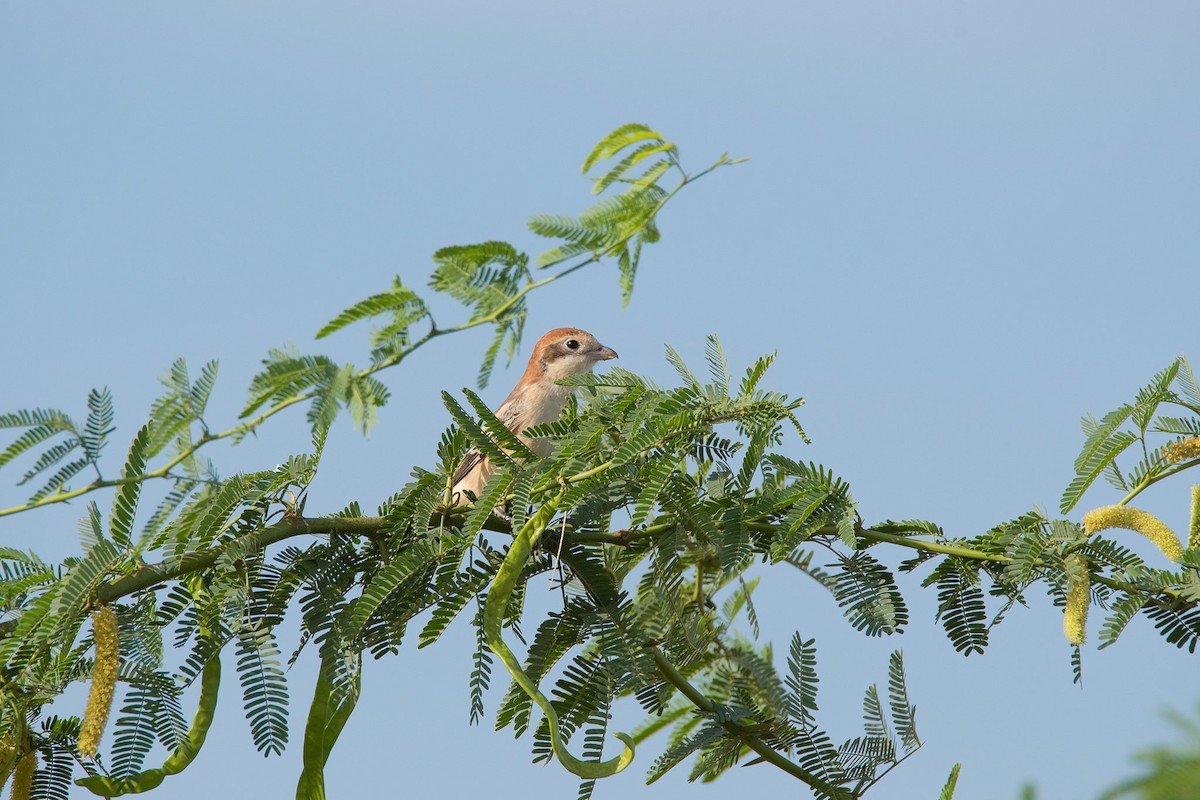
left=521, top=383, right=573, bottom=428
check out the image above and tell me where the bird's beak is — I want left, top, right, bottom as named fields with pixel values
left=588, top=343, right=619, bottom=361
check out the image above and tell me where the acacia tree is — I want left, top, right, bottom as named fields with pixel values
left=0, top=124, right=1198, bottom=800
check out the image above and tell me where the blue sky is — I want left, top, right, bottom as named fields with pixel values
left=2, top=3, right=1198, bottom=798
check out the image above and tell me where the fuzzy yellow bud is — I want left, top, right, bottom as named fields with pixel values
left=1162, top=437, right=1200, bottom=465
left=1082, top=505, right=1184, bottom=563
left=78, top=606, right=120, bottom=758
left=9, top=751, right=35, bottom=800
left=1062, top=553, right=1090, bottom=646
left=0, top=738, right=15, bottom=793
left=1190, top=485, right=1200, bottom=552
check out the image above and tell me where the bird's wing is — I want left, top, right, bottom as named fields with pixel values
left=451, top=449, right=484, bottom=486
left=451, top=398, right=525, bottom=488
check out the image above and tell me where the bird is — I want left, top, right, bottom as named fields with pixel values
left=450, top=327, right=618, bottom=505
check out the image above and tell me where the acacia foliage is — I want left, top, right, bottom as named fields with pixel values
left=0, top=124, right=1197, bottom=800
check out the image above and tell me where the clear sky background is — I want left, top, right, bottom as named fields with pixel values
left=2, top=4, right=1199, bottom=799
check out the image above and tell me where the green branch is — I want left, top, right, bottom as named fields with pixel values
left=1119, top=459, right=1199, bottom=507
left=0, top=432, right=212, bottom=518
left=649, top=647, right=851, bottom=799
left=99, top=515, right=385, bottom=603
left=0, top=515, right=386, bottom=641
left=854, top=528, right=1008, bottom=563
left=580, top=519, right=1190, bottom=607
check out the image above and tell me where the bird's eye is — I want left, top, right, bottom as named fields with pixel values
left=565, top=339, right=580, bottom=350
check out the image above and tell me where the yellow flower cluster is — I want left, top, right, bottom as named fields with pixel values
left=1162, top=437, right=1200, bottom=464
left=78, top=606, right=120, bottom=758
left=1062, top=553, right=1090, bottom=646
left=0, top=738, right=16, bottom=794
left=1082, top=505, right=1184, bottom=562
left=1191, top=485, right=1200, bottom=551
left=9, top=751, right=35, bottom=800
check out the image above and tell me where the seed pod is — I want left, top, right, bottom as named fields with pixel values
left=1082, top=505, right=1183, bottom=563
left=75, top=654, right=222, bottom=797
left=78, top=606, right=120, bottom=758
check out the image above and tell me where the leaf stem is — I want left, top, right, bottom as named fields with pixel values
left=0, top=515, right=385, bottom=640
left=1118, top=459, right=1198, bottom=506
left=854, top=528, right=1008, bottom=563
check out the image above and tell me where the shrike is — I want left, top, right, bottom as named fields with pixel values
left=451, top=327, right=618, bottom=504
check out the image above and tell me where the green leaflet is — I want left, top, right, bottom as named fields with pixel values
left=933, top=566, right=988, bottom=655
left=1062, top=356, right=1200, bottom=511
left=441, top=392, right=519, bottom=469
left=339, top=533, right=449, bottom=648
left=315, top=276, right=428, bottom=342
left=460, top=389, right=538, bottom=462
left=110, top=424, right=151, bottom=549
left=582, top=123, right=664, bottom=174
left=429, top=242, right=529, bottom=387
left=235, top=623, right=289, bottom=756
left=830, top=552, right=909, bottom=637
left=0, top=408, right=76, bottom=470
left=532, top=126, right=680, bottom=304
left=887, top=651, right=918, bottom=750
left=939, top=763, right=962, bottom=800
left=242, top=350, right=339, bottom=418
left=468, top=618, right=494, bottom=726
left=646, top=723, right=727, bottom=784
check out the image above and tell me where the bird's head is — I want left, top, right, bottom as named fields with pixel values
left=529, top=327, right=618, bottom=383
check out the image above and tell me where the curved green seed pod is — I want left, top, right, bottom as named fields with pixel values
left=77, top=768, right=165, bottom=796
left=76, top=655, right=221, bottom=797
left=295, top=655, right=360, bottom=800
left=1082, top=505, right=1184, bottom=563
left=483, top=491, right=635, bottom=778
left=162, top=654, right=220, bottom=775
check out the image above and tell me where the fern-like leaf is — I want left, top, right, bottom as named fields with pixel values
left=830, top=552, right=908, bottom=636
left=316, top=277, right=428, bottom=340
left=109, top=424, right=151, bottom=549
left=235, top=623, right=289, bottom=756
left=784, top=633, right=820, bottom=727
left=1143, top=602, right=1200, bottom=653
left=1062, top=407, right=1138, bottom=512
left=0, top=408, right=78, bottom=487
left=81, top=387, right=115, bottom=463
left=1098, top=592, right=1149, bottom=649
left=886, top=651, right=918, bottom=750
left=646, top=722, right=728, bottom=784
left=934, top=567, right=988, bottom=655
left=582, top=123, right=669, bottom=178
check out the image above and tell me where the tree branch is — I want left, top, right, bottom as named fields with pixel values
left=648, top=646, right=851, bottom=799
left=0, top=515, right=387, bottom=640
